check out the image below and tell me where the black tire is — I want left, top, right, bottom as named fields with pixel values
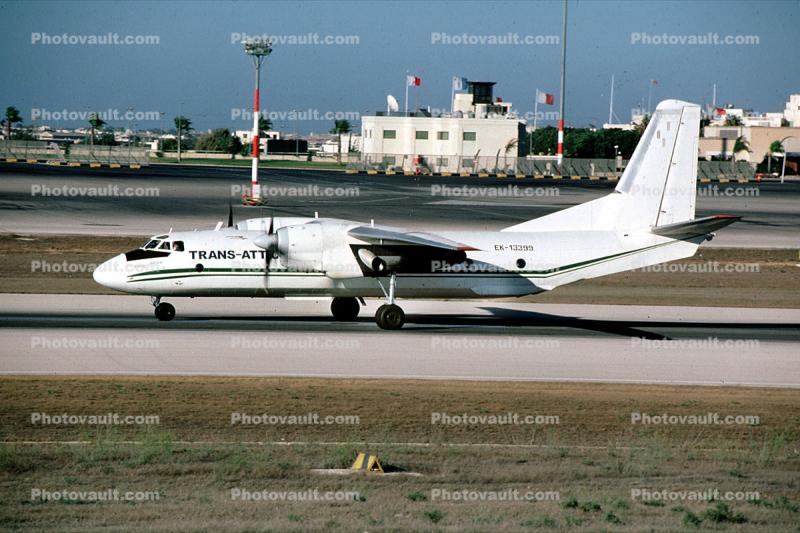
left=375, top=304, right=405, bottom=330
left=330, top=297, right=360, bottom=321
left=154, top=302, right=175, bottom=322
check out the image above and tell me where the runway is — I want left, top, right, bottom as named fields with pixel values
left=1, top=163, right=798, bottom=248
left=1, top=294, right=797, bottom=387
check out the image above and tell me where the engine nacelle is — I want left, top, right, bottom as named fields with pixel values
left=276, top=224, right=324, bottom=271
left=254, top=220, right=363, bottom=277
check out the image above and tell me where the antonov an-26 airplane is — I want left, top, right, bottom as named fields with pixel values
left=94, top=100, right=738, bottom=329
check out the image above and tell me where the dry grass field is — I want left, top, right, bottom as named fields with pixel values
left=1, top=377, right=798, bottom=531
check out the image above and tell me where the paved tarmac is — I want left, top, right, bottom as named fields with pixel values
left=2, top=294, right=797, bottom=387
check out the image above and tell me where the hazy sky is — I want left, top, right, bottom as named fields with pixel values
left=1, top=0, right=797, bottom=133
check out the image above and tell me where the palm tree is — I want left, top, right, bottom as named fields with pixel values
left=767, top=140, right=784, bottom=174
left=498, top=138, right=518, bottom=171
left=88, top=112, right=106, bottom=147
left=2, top=106, right=23, bottom=142
left=174, top=115, right=192, bottom=162
left=258, top=116, right=272, bottom=134
left=731, top=135, right=750, bottom=173
left=329, top=119, right=351, bottom=163
left=724, top=115, right=743, bottom=127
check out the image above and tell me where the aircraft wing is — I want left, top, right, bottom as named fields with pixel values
left=348, top=225, right=479, bottom=251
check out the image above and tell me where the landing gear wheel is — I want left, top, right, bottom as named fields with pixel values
left=154, top=302, right=175, bottom=322
left=330, top=297, right=360, bottom=321
left=375, top=304, right=405, bottom=330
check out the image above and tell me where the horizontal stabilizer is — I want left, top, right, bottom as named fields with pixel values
left=652, top=215, right=740, bottom=240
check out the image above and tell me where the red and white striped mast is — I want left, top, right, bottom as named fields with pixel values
left=244, top=39, right=272, bottom=204
left=557, top=0, right=568, bottom=165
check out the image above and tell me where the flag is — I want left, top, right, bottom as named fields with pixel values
left=407, top=75, right=421, bottom=87
left=537, top=90, right=554, bottom=105
left=452, top=76, right=468, bottom=91
left=715, top=107, right=727, bottom=116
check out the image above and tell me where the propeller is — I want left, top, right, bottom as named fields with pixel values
left=253, top=217, right=278, bottom=274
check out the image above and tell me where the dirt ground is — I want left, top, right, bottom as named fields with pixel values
left=1, top=233, right=798, bottom=308
left=1, top=377, right=798, bottom=532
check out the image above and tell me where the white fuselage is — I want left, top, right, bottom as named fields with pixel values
left=94, top=216, right=699, bottom=300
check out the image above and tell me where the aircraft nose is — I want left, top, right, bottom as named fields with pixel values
left=93, top=254, right=128, bottom=291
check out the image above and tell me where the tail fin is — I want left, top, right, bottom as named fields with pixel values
left=503, top=99, right=701, bottom=232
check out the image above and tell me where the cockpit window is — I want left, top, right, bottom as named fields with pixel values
left=158, top=241, right=171, bottom=250
left=173, top=241, right=184, bottom=251
left=144, top=240, right=160, bottom=249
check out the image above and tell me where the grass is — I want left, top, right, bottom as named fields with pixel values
left=0, top=376, right=798, bottom=531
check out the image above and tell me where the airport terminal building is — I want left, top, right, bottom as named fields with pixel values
left=360, top=82, right=526, bottom=173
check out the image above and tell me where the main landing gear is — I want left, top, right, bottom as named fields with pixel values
left=375, top=272, right=405, bottom=330
left=152, top=296, right=175, bottom=322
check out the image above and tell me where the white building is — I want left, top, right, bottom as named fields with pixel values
left=361, top=81, right=525, bottom=171
left=234, top=129, right=281, bottom=152
left=784, top=94, right=800, bottom=127
left=319, top=133, right=361, bottom=154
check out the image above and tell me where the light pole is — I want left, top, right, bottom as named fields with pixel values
left=557, top=0, right=567, bottom=165
left=778, top=136, right=796, bottom=184
left=244, top=39, right=272, bottom=203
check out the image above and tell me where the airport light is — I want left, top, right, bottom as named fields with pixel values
left=778, top=136, right=797, bottom=184
left=244, top=39, right=273, bottom=203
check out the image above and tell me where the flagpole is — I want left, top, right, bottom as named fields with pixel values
left=533, top=89, right=539, bottom=131
left=404, top=72, right=409, bottom=114
left=451, top=77, right=455, bottom=113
